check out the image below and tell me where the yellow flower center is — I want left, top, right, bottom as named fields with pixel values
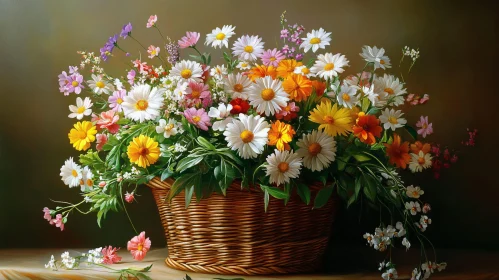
left=418, top=157, right=425, bottom=165
left=191, top=90, right=201, bottom=99
left=308, top=142, right=322, bottom=156
left=117, top=98, right=123, bottom=104
left=240, top=130, right=254, bottom=143
left=270, top=57, right=276, bottom=61
left=96, top=81, right=105, bottom=88
left=413, top=191, right=419, bottom=197
left=181, top=69, right=192, bottom=79
left=77, top=106, right=86, bottom=114
left=192, top=116, right=201, bottom=123
left=324, top=63, right=335, bottom=71
left=71, top=169, right=78, bottom=177
left=78, top=131, right=87, bottom=139
left=86, top=179, right=93, bottom=186
left=277, top=162, right=289, bottom=173
left=301, top=67, right=310, bottom=74
left=165, top=123, right=175, bottom=132
left=412, top=207, right=417, bottom=212
left=139, top=147, right=149, bottom=156
left=216, top=32, right=225, bottom=40
left=151, top=49, right=157, bottom=55
left=323, top=115, right=335, bottom=124
left=233, top=84, right=243, bottom=92
left=388, top=116, right=398, bottom=124
left=310, top=37, right=321, bottom=44
left=342, top=93, right=350, bottom=101
left=423, top=123, right=428, bottom=129
left=241, top=62, right=248, bottom=67
left=137, top=244, right=143, bottom=251
left=244, top=45, right=254, bottom=53
left=135, top=100, right=149, bottom=111
left=261, top=88, right=275, bottom=101
left=380, top=59, right=386, bottom=65
left=384, top=88, right=394, bottom=95
left=71, top=81, right=79, bottom=87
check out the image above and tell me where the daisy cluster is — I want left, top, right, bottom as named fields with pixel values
left=45, top=13, right=470, bottom=279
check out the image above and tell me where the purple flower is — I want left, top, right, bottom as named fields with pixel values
left=416, top=116, right=433, bottom=138
left=280, top=29, right=289, bottom=39
left=65, top=73, right=84, bottom=95
left=165, top=42, right=180, bottom=65
left=58, top=71, right=69, bottom=88
left=183, top=108, right=211, bottom=131
left=127, top=70, right=136, bottom=85
left=69, top=66, right=78, bottom=74
left=108, top=89, right=127, bottom=112
left=261, top=48, right=285, bottom=67
left=120, top=22, right=133, bottom=38
left=101, top=34, right=118, bottom=61
left=295, top=53, right=304, bottom=61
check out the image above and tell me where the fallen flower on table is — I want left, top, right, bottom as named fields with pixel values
left=127, top=231, right=151, bottom=261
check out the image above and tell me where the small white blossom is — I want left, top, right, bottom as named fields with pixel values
left=61, top=252, right=77, bottom=269
left=173, top=143, right=187, bottom=153
left=402, top=237, right=411, bottom=251
left=45, top=255, right=57, bottom=270
left=405, top=201, right=421, bottom=215
left=395, top=222, right=406, bottom=237
left=381, top=268, right=398, bottom=280
left=123, top=172, right=132, bottom=180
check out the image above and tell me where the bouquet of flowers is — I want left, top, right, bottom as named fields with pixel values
left=44, top=12, right=476, bottom=279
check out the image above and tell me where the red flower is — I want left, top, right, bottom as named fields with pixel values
left=101, top=246, right=122, bottom=264
left=230, top=98, right=250, bottom=114
left=352, top=113, right=383, bottom=145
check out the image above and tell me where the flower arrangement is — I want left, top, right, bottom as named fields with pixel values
left=45, top=12, right=477, bottom=279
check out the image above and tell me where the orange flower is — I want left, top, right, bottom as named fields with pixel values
left=384, top=133, right=411, bottom=169
left=282, top=74, right=313, bottom=102
left=247, top=64, right=277, bottom=82
left=311, top=80, right=327, bottom=97
left=410, top=141, right=431, bottom=154
left=276, top=59, right=303, bottom=79
left=268, top=120, right=295, bottom=151
left=352, top=112, right=383, bottom=145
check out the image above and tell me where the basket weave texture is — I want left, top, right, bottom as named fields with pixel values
left=147, top=176, right=338, bottom=275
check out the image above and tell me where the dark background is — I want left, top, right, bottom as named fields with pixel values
left=0, top=0, right=498, bottom=258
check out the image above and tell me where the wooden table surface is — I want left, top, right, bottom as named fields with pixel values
left=0, top=248, right=498, bottom=280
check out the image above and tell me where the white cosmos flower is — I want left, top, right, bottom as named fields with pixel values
left=409, top=151, right=433, bottom=173
left=265, top=149, right=302, bottom=186
left=87, top=74, right=114, bottom=95
left=379, top=108, right=407, bottom=130
left=122, top=84, right=164, bottom=123
left=232, top=35, right=265, bottom=62
left=208, top=103, right=233, bottom=131
left=80, top=166, right=94, bottom=192
left=293, top=65, right=314, bottom=78
left=205, top=25, right=236, bottom=49
left=406, top=185, right=424, bottom=198
left=170, top=60, right=203, bottom=83
left=360, top=46, right=392, bottom=70
left=68, top=97, right=93, bottom=120
left=335, top=84, right=359, bottom=109
left=223, top=114, right=270, bottom=159
left=310, top=53, right=349, bottom=80
left=60, top=157, right=82, bottom=188
left=236, top=61, right=251, bottom=70
left=155, top=118, right=180, bottom=138
left=296, top=130, right=337, bottom=172
left=405, top=201, right=421, bottom=215
left=248, top=76, right=289, bottom=116
left=224, top=73, right=252, bottom=100
left=299, top=28, right=331, bottom=53
left=374, top=74, right=407, bottom=107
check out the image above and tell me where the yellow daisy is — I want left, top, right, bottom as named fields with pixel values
left=68, top=121, right=97, bottom=151
left=309, top=99, right=353, bottom=137
left=127, top=135, right=160, bottom=168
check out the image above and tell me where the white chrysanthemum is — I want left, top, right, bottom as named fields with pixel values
left=208, top=103, right=233, bottom=131
left=60, top=157, right=82, bottom=188
left=224, top=73, right=252, bottom=100
left=293, top=65, right=314, bottom=78
left=310, top=53, right=349, bottom=80
left=223, top=114, right=270, bottom=159
left=155, top=118, right=180, bottom=138
left=232, top=35, right=265, bottom=62
left=296, top=130, right=336, bottom=172
left=80, top=166, right=94, bottom=192
left=409, top=151, right=433, bottom=173
left=406, top=185, right=424, bottom=198
left=122, top=84, right=164, bottom=123
left=210, top=65, right=228, bottom=78
left=170, top=60, right=203, bottom=83
left=87, top=74, right=114, bottom=95
left=379, top=108, right=407, bottom=130
left=334, top=84, right=359, bottom=109
left=205, top=25, right=236, bottom=49
left=299, top=28, right=331, bottom=53
left=265, top=149, right=302, bottom=186
left=374, top=74, right=407, bottom=107
left=68, top=97, right=93, bottom=120
left=248, top=76, right=289, bottom=116
left=236, top=61, right=251, bottom=70
left=360, top=46, right=391, bottom=70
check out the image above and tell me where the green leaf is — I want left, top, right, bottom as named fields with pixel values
left=185, top=275, right=193, bottom=280
left=264, top=189, right=270, bottom=212
left=354, top=177, right=362, bottom=199
left=261, top=185, right=289, bottom=200
left=362, top=174, right=377, bottom=202
left=139, top=264, right=153, bottom=272
left=161, top=168, right=174, bottom=181
left=167, top=172, right=198, bottom=201
left=97, top=210, right=104, bottom=228
left=337, top=155, right=350, bottom=171
left=353, top=154, right=371, bottom=162
left=79, top=150, right=105, bottom=170
left=176, top=156, right=204, bottom=173
left=361, top=97, right=371, bottom=112
left=367, top=107, right=380, bottom=115
left=102, top=136, right=120, bottom=151
left=197, top=136, right=216, bottom=150
left=296, top=183, right=311, bottom=205
left=106, top=145, right=122, bottom=171
left=404, top=124, right=418, bottom=140
left=185, top=185, right=194, bottom=208
left=136, top=272, right=153, bottom=280
left=314, top=187, right=334, bottom=209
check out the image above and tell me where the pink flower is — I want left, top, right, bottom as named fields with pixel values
left=146, top=15, right=157, bottom=28
left=178, top=32, right=200, bottom=49
left=185, top=81, right=211, bottom=107
left=92, top=110, right=120, bottom=134
left=96, top=134, right=108, bottom=151
left=53, top=214, right=64, bottom=231
left=147, top=45, right=160, bottom=59
left=450, top=154, right=458, bottom=163
left=43, top=207, right=52, bottom=222
left=416, top=116, right=433, bottom=138
left=125, top=192, right=134, bottom=203
left=127, top=231, right=151, bottom=261
left=419, top=94, right=430, bottom=104
left=127, top=70, right=136, bottom=85
left=422, top=203, right=431, bottom=214
left=99, top=181, right=106, bottom=188
left=109, top=89, right=127, bottom=112
left=183, top=108, right=211, bottom=131
left=275, top=102, right=300, bottom=121
left=261, top=48, right=285, bottom=67
left=101, top=246, right=122, bottom=264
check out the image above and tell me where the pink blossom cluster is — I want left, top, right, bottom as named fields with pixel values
left=43, top=207, right=65, bottom=231
left=280, top=23, right=306, bottom=60
left=431, top=144, right=459, bottom=179
left=406, top=93, right=430, bottom=105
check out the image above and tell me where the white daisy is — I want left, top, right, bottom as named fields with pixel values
left=87, top=74, right=114, bottom=95
left=210, top=64, right=228, bottom=79
left=265, top=149, right=302, bottom=186
left=379, top=108, right=407, bottom=130
left=381, top=268, right=398, bottom=280
left=80, top=166, right=94, bottom=192
left=406, top=185, right=424, bottom=198
left=310, top=53, right=349, bottom=80
left=299, top=28, right=331, bottom=53
left=362, top=84, right=379, bottom=106
left=223, top=114, right=270, bottom=159
left=248, top=76, right=289, bottom=116
left=208, top=103, right=233, bottom=131
left=232, top=35, right=265, bottom=62
left=405, top=201, right=421, bottom=215
left=122, top=84, right=164, bottom=123
left=360, top=46, right=392, bottom=70
left=172, top=80, right=189, bottom=101
left=236, top=61, right=251, bottom=70
left=205, top=25, right=236, bottom=49
left=335, top=84, right=359, bottom=109
left=68, top=97, right=93, bottom=120
left=155, top=118, right=180, bottom=138
left=224, top=73, right=252, bottom=100
left=374, top=74, right=407, bottom=107
left=170, top=60, right=203, bottom=83
left=293, top=65, right=314, bottom=78
left=60, top=157, right=82, bottom=188
left=409, top=151, right=433, bottom=173
left=296, top=130, right=337, bottom=172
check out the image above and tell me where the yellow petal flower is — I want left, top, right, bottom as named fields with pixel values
left=68, top=121, right=97, bottom=151
left=309, top=99, right=353, bottom=137
left=127, top=135, right=160, bottom=168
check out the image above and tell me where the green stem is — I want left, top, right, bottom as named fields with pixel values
left=120, top=183, right=138, bottom=235
left=129, top=35, right=147, bottom=51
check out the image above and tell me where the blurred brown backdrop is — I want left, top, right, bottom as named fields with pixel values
left=0, top=0, right=498, bottom=256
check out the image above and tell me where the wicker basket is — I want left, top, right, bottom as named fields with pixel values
left=147, top=177, right=338, bottom=275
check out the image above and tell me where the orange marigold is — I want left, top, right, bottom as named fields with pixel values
left=276, top=59, right=303, bottom=79
left=282, top=74, right=313, bottom=102
left=311, top=80, right=327, bottom=97
left=410, top=141, right=431, bottom=154
left=352, top=112, right=383, bottom=145
left=384, top=133, right=411, bottom=169
left=268, top=120, right=296, bottom=151
left=247, top=64, right=277, bottom=82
